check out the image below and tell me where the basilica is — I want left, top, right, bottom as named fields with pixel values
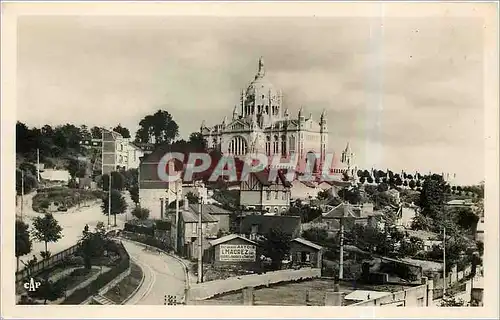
left=201, top=57, right=354, bottom=176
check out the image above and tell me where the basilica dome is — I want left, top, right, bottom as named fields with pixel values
left=245, top=57, right=279, bottom=104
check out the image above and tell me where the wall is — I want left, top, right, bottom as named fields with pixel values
left=187, top=268, right=321, bottom=302
left=139, top=189, right=167, bottom=220
left=98, top=267, right=131, bottom=296
left=214, top=214, right=230, bottom=232
left=350, top=282, right=428, bottom=307
left=290, top=180, right=319, bottom=200
left=240, top=190, right=262, bottom=207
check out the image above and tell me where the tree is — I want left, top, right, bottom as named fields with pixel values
left=132, top=206, right=150, bottom=220
left=28, top=278, right=65, bottom=305
left=79, top=224, right=107, bottom=270
left=399, top=236, right=424, bottom=257
left=67, top=158, right=84, bottom=179
left=367, top=176, right=374, bottom=184
left=420, top=175, right=446, bottom=225
left=410, top=213, right=434, bottom=231
left=338, top=187, right=361, bottom=205
left=377, top=182, right=389, bottom=192
left=129, top=184, right=139, bottom=205
left=186, top=191, right=199, bottom=204
left=359, top=176, right=366, bottom=184
left=32, top=213, right=63, bottom=257
left=409, top=179, right=416, bottom=190
left=188, top=132, right=207, bottom=150
left=90, top=126, right=102, bottom=139
left=258, top=228, right=291, bottom=270
left=454, top=207, right=479, bottom=231
left=317, top=189, right=330, bottom=201
left=395, top=176, right=403, bottom=186
left=113, top=124, right=131, bottom=138
left=101, top=189, right=128, bottom=217
left=102, top=172, right=125, bottom=191
left=135, top=110, right=179, bottom=145
left=16, top=220, right=32, bottom=271
left=16, top=169, right=38, bottom=195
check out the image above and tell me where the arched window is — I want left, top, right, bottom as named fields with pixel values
left=266, top=136, right=271, bottom=156
left=306, top=151, right=318, bottom=173
left=289, top=136, right=296, bottom=153
left=273, top=135, right=279, bottom=154
left=228, top=136, right=248, bottom=156
left=281, top=135, right=287, bottom=156
left=265, top=105, right=269, bottom=114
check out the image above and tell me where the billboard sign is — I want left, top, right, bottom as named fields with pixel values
left=219, top=244, right=256, bottom=262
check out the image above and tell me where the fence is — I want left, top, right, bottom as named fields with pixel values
left=16, top=243, right=81, bottom=283
left=187, top=268, right=321, bottom=302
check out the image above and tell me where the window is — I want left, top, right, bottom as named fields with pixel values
left=275, top=191, right=279, bottom=199
left=193, top=223, right=198, bottom=234
left=282, top=191, right=286, bottom=200
left=228, top=136, right=248, bottom=155
left=262, top=95, right=265, bottom=99
left=281, top=135, right=287, bottom=156
left=266, top=190, right=271, bottom=200
left=266, top=136, right=271, bottom=156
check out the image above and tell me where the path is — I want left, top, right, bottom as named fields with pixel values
left=121, top=239, right=187, bottom=305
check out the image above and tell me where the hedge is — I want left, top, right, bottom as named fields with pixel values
left=60, top=241, right=130, bottom=304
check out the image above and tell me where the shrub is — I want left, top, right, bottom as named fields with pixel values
left=132, top=206, right=150, bottom=220
left=60, top=241, right=129, bottom=304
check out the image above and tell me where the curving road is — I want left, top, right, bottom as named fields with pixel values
left=121, top=239, right=188, bottom=305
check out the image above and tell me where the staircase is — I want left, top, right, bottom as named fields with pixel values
left=92, top=294, right=116, bottom=305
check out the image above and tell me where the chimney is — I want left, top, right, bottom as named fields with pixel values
left=184, top=196, right=189, bottom=211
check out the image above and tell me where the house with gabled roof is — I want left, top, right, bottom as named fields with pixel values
left=239, top=169, right=292, bottom=214
left=177, top=197, right=220, bottom=259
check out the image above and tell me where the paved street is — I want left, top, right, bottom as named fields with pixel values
left=121, top=239, right=188, bottom=305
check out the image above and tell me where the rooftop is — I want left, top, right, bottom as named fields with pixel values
left=292, top=238, right=323, bottom=250
left=209, top=234, right=258, bottom=246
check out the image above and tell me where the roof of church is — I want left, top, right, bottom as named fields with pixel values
left=251, top=169, right=292, bottom=188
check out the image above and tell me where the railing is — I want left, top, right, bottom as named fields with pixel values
left=16, top=243, right=81, bottom=283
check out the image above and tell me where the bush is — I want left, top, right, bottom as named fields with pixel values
left=62, top=255, right=85, bottom=266
left=60, top=241, right=129, bottom=304
left=132, top=206, right=150, bottom=220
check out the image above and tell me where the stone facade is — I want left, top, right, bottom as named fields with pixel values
left=201, top=57, right=330, bottom=170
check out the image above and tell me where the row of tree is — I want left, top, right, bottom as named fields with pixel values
left=17, top=109, right=185, bottom=162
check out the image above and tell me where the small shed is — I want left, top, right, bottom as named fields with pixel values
left=206, top=234, right=260, bottom=269
left=289, top=238, right=323, bottom=269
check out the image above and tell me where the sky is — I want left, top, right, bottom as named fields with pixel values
left=17, top=15, right=485, bottom=185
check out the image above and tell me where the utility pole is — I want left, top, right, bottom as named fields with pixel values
left=339, top=216, right=344, bottom=280
left=197, top=190, right=203, bottom=284
left=36, top=148, right=40, bottom=182
left=175, top=182, right=180, bottom=253
left=20, top=170, right=24, bottom=221
left=443, top=226, right=446, bottom=295
left=108, top=173, right=112, bottom=228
